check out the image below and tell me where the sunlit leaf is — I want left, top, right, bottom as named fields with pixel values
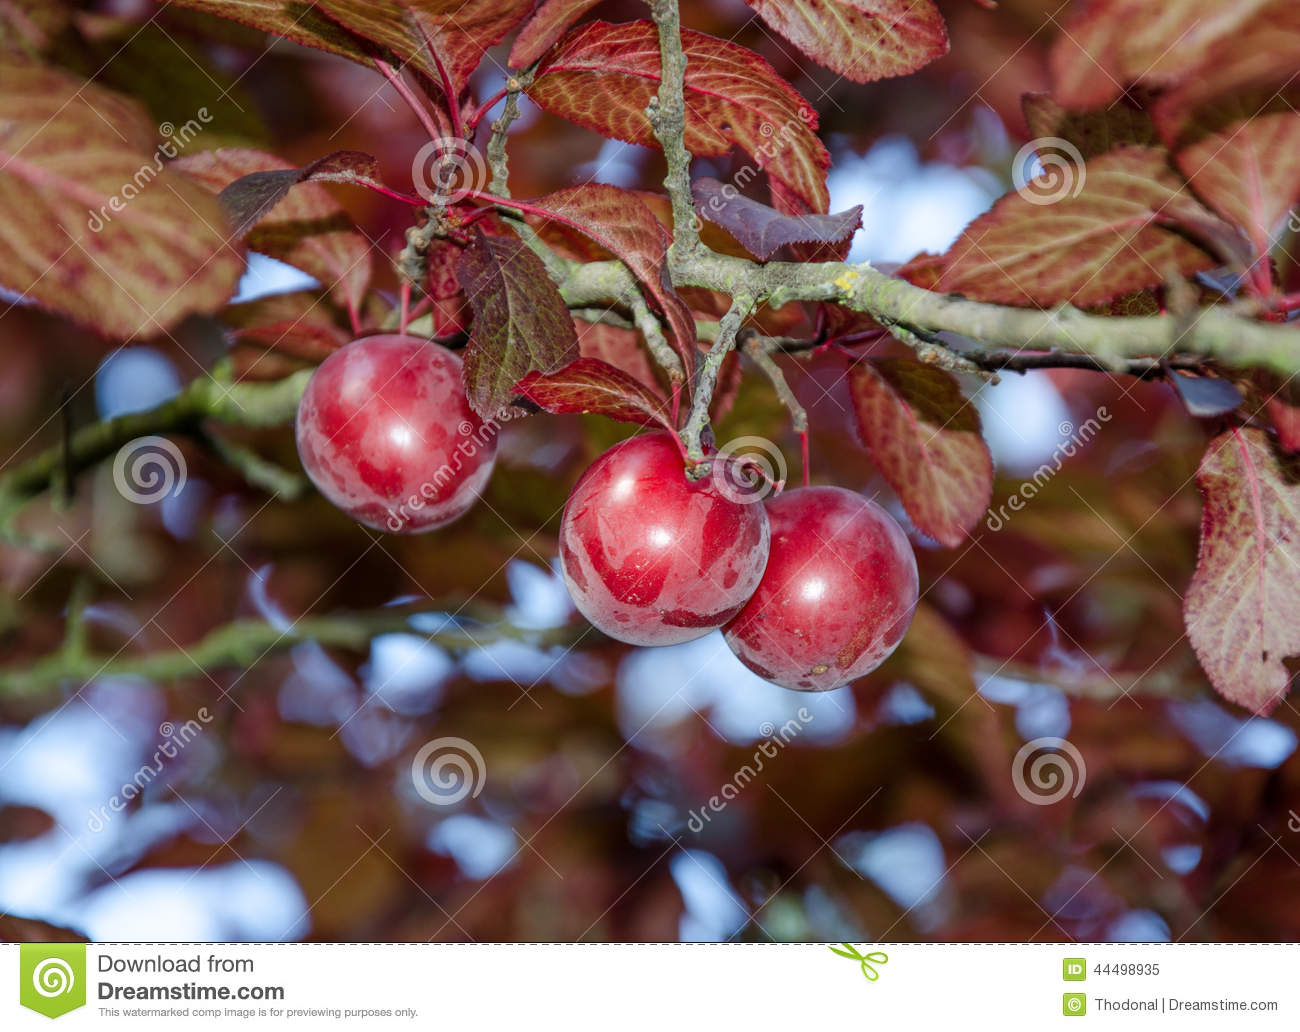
left=0, top=60, right=242, bottom=339
left=508, top=0, right=602, bottom=69
left=169, top=0, right=532, bottom=95
left=935, top=147, right=1219, bottom=308
left=528, top=20, right=830, bottom=212
left=174, top=148, right=374, bottom=317
left=524, top=184, right=696, bottom=378
left=1049, top=0, right=1272, bottom=109
left=514, top=357, right=672, bottom=429
left=849, top=358, right=993, bottom=547
left=1185, top=427, right=1300, bottom=714
left=743, top=0, right=948, bottom=84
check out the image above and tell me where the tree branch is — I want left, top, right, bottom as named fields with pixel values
left=0, top=369, right=311, bottom=506
left=681, top=293, right=752, bottom=460
left=646, top=0, right=699, bottom=256
left=556, top=252, right=1300, bottom=377
left=0, top=606, right=587, bottom=699
left=741, top=332, right=807, bottom=434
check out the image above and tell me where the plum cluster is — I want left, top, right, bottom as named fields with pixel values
left=558, top=433, right=918, bottom=691
left=295, top=335, right=919, bottom=692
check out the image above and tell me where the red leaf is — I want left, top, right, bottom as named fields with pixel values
left=0, top=60, right=243, bottom=340
left=935, top=147, right=1219, bottom=308
left=508, top=0, right=603, bottom=69
left=1149, top=4, right=1300, bottom=255
left=743, top=0, right=948, bottom=84
left=1153, top=1, right=1300, bottom=142
left=1173, top=114, right=1300, bottom=257
left=1021, top=92, right=1159, bottom=161
left=1269, top=399, right=1300, bottom=453
left=848, top=358, right=993, bottom=548
left=1185, top=427, right=1300, bottom=714
left=691, top=177, right=861, bottom=261
left=575, top=318, right=663, bottom=399
left=454, top=230, right=579, bottom=417
left=170, top=1, right=532, bottom=95
left=528, top=20, right=830, bottom=212
left=174, top=148, right=373, bottom=318
left=523, top=184, right=696, bottom=380
left=894, top=251, right=947, bottom=290
left=514, top=357, right=672, bottom=429
left=225, top=291, right=351, bottom=361
left=213, top=151, right=383, bottom=236
left=1049, top=0, right=1273, bottom=110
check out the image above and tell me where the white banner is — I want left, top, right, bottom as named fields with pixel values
left=3, top=942, right=1294, bottom=1029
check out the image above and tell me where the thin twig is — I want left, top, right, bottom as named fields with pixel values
left=681, top=293, right=752, bottom=460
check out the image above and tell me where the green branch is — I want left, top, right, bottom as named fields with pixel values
left=0, top=368, right=311, bottom=507
left=681, top=293, right=752, bottom=459
left=557, top=252, right=1300, bottom=378
left=0, top=606, right=587, bottom=699
left=646, top=0, right=699, bottom=256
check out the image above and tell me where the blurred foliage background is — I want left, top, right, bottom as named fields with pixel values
left=2, top=0, right=1300, bottom=943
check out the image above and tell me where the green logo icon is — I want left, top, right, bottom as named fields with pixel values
left=828, top=943, right=888, bottom=981
left=1063, top=992, right=1087, bottom=1016
left=19, top=944, right=86, bottom=1019
left=1063, top=957, right=1086, bottom=981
